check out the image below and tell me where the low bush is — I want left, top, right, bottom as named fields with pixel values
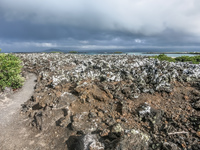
left=175, top=55, right=200, bottom=64
left=114, top=51, right=123, bottom=54
left=151, top=54, right=200, bottom=64
left=151, top=54, right=176, bottom=62
left=0, top=53, right=24, bottom=90
left=69, top=51, right=78, bottom=54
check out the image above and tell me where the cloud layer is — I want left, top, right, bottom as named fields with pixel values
left=0, top=0, right=200, bottom=51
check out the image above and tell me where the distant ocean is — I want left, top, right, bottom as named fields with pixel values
left=76, top=48, right=199, bottom=57
left=85, top=52, right=197, bottom=57
left=127, top=52, right=196, bottom=57
left=2, top=47, right=200, bottom=57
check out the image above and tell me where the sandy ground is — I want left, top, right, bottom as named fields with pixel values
left=0, top=74, right=48, bottom=150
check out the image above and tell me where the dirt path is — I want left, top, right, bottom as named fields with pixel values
left=0, top=74, right=48, bottom=150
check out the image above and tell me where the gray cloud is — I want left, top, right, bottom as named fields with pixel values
left=0, top=0, right=200, bottom=51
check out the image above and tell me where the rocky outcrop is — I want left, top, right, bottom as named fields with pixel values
left=15, top=53, right=200, bottom=149
left=16, top=54, right=200, bottom=95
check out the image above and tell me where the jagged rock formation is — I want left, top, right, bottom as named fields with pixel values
left=16, top=53, right=200, bottom=150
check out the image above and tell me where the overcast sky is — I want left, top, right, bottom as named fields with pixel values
left=0, top=0, right=200, bottom=52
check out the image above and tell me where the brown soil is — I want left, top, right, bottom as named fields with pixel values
left=0, top=74, right=200, bottom=150
left=20, top=79, right=200, bottom=149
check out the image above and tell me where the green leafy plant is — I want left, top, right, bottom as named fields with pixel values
left=151, top=54, right=200, bottom=64
left=0, top=53, right=24, bottom=90
left=151, top=54, right=176, bottom=62
left=114, top=51, right=123, bottom=54
left=175, top=55, right=200, bottom=64
left=69, top=51, right=78, bottom=54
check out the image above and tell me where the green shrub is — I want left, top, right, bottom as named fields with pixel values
left=69, top=51, right=78, bottom=54
left=151, top=54, right=200, bottom=64
left=175, top=55, right=200, bottom=64
left=0, top=53, right=24, bottom=90
left=114, top=51, right=123, bottom=54
left=151, top=54, right=176, bottom=62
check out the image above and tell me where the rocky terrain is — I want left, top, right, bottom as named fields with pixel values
left=15, top=53, right=200, bottom=150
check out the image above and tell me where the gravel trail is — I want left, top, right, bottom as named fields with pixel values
left=0, top=73, right=47, bottom=150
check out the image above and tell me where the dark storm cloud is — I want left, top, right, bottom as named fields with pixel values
left=0, top=0, right=200, bottom=51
